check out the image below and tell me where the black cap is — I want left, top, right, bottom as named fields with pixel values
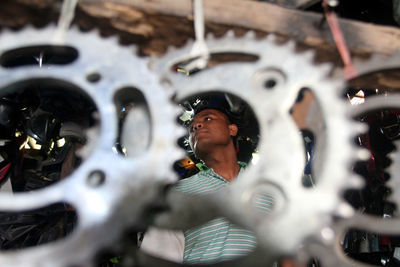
left=181, top=92, right=243, bottom=127
left=180, top=92, right=259, bottom=163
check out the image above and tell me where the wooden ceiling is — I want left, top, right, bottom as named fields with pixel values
left=1, top=0, right=400, bottom=90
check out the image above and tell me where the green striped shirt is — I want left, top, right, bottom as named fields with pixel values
left=175, top=167, right=273, bottom=264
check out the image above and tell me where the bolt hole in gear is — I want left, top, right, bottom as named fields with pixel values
left=172, top=52, right=259, bottom=75
left=0, top=29, right=98, bottom=257
left=0, top=202, right=77, bottom=251
left=147, top=31, right=364, bottom=266
left=1, top=77, right=97, bottom=192
left=0, top=25, right=183, bottom=267
left=0, top=45, right=79, bottom=68
left=86, top=72, right=101, bottom=83
left=87, top=170, right=106, bottom=188
left=116, top=87, right=152, bottom=158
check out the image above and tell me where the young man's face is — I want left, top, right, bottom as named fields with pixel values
left=188, top=109, right=238, bottom=158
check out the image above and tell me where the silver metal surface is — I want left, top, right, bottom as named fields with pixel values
left=0, top=25, right=183, bottom=267
left=1, top=25, right=400, bottom=267
left=313, top=95, right=400, bottom=267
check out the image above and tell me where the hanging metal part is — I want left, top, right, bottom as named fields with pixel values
left=0, top=26, right=183, bottom=267
left=52, top=0, right=78, bottom=44
left=322, top=0, right=357, bottom=80
left=183, top=0, right=210, bottom=72
left=150, top=31, right=364, bottom=265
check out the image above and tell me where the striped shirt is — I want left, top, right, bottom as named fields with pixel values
left=175, top=166, right=273, bottom=264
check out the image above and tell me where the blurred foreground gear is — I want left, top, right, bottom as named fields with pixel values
left=0, top=25, right=183, bottom=267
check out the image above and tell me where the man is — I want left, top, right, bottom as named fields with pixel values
left=142, top=91, right=285, bottom=262
left=141, top=102, right=261, bottom=263
left=142, top=97, right=303, bottom=266
left=186, top=108, right=240, bottom=182
left=173, top=105, right=263, bottom=264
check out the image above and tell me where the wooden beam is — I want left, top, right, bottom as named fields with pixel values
left=2, top=0, right=400, bottom=89
left=81, top=0, right=400, bottom=57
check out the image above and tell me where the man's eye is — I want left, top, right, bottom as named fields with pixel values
left=205, top=117, right=211, bottom=121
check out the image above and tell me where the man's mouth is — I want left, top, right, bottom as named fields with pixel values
left=195, top=129, right=209, bottom=136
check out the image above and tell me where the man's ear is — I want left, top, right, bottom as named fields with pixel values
left=229, top=124, right=238, bottom=137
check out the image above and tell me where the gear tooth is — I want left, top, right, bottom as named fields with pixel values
left=69, top=24, right=81, bottom=33
left=0, top=27, right=12, bottom=36
left=76, top=126, right=100, bottom=160
left=173, top=104, right=183, bottom=116
left=355, top=121, right=368, bottom=134
left=106, top=34, right=120, bottom=46
left=388, top=152, right=394, bottom=163
left=335, top=202, right=355, bottom=218
left=164, top=169, right=179, bottom=184
left=185, top=38, right=195, bottom=47
left=356, top=147, right=370, bottom=161
left=21, top=24, right=37, bottom=33
left=302, top=49, right=316, bottom=62
left=387, top=195, right=396, bottom=206
left=176, top=126, right=187, bottom=139
left=387, top=172, right=395, bottom=190
left=148, top=56, right=158, bottom=70
left=206, top=32, right=216, bottom=40
left=284, top=40, right=296, bottom=52
left=130, top=45, right=138, bottom=55
left=21, top=25, right=42, bottom=42
left=225, top=30, right=235, bottom=39
left=176, top=148, right=187, bottom=160
left=266, top=34, right=277, bottom=43
left=317, top=62, right=333, bottom=77
left=166, top=45, right=178, bottom=55
left=244, top=31, right=256, bottom=40
left=90, top=27, right=102, bottom=39
left=349, top=174, right=365, bottom=189
left=387, top=170, right=400, bottom=207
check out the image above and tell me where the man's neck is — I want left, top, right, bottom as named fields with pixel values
left=201, top=147, right=240, bottom=182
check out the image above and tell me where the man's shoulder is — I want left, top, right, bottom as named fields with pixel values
left=175, top=170, right=224, bottom=194
left=175, top=172, right=205, bottom=192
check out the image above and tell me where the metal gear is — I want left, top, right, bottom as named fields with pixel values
left=350, top=53, right=400, bottom=223
left=0, top=25, right=183, bottom=267
left=349, top=95, right=400, bottom=215
left=389, top=139, right=400, bottom=213
left=147, top=31, right=365, bottom=266
left=292, top=48, right=400, bottom=266
left=311, top=95, right=400, bottom=267
left=353, top=52, right=400, bottom=79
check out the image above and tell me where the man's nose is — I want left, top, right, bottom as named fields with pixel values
left=193, top=122, right=202, bottom=130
